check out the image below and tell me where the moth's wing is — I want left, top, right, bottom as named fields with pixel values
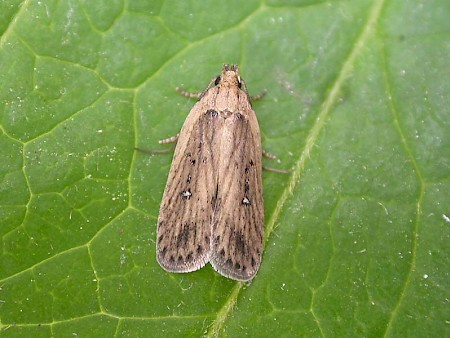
left=210, top=110, right=264, bottom=281
left=156, top=106, right=218, bottom=273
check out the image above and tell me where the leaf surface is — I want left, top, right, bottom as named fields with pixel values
left=1, top=0, right=449, bottom=337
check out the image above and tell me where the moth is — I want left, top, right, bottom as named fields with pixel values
left=156, top=64, right=264, bottom=281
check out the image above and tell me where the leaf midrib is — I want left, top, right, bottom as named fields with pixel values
left=205, top=0, right=389, bottom=336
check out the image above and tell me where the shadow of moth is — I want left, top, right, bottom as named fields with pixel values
left=157, top=64, right=264, bottom=281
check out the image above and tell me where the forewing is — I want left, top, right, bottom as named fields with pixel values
left=210, top=110, right=264, bottom=281
left=156, top=108, right=218, bottom=273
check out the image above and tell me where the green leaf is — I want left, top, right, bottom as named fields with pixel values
left=1, top=0, right=448, bottom=337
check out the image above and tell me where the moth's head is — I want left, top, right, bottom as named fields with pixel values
left=215, top=64, right=243, bottom=89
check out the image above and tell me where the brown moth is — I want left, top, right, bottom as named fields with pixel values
left=156, top=64, right=263, bottom=281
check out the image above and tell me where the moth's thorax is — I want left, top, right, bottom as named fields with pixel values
left=212, top=72, right=248, bottom=112
left=213, top=85, right=250, bottom=112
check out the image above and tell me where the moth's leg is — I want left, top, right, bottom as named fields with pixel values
left=134, top=134, right=179, bottom=154
left=240, top=78, right=266, bottom=101
left=175, top=87, right=203, bottom=99
left=262, top=149, right=291, bottom=174
left=262, top=149, right=277, bottom=160
left=159, top=134, right=179, bottom=145
left=176, top=76, right=218, bottom=99
left=135, top=146, right=175, bottom=155
left=250, top=90, right=267, bottom=101
left=263, top=165, right=291, bottom=174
